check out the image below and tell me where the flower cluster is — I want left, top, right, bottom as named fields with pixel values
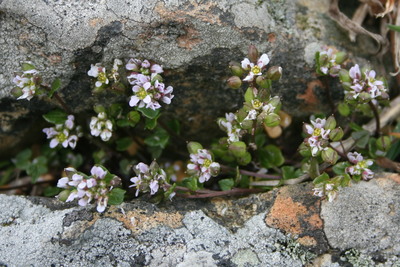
left=345, top=152, right=374, bottom=180
left=343, top=64, right=388, bottom=102
left=304, top=118, right=331, bottom=157
left=12, top=67, right=41, bottom=101
left=88, top=63, right=109, bottom=88
left=129, top=161, right=167, bottom=197
left=312, top=182, right=338, bottom=202
left=244, top=96, right=281, bottom=125
left=126, top=59, right=174, bottom=110
left=90, top=112, right=113, bottom=141
left=218, top=113, right=244, bottom=143
left=187, top=149, right=220, bottom=183
left=111, top=59, right=123, bottom=81
left=57, top=166, right=121, bottom=212
left=43, top=115, right=82, bottom=149
left=316, top=48, right=344, bottom=77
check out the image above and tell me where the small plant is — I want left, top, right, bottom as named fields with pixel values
left=2, top=44, right=398, bottom=212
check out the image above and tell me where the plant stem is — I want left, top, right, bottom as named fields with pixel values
left=368, top=101, right=380, bottom=137
left=41, top=85, right=72, bottom=114
left=176, top=187, right=263, bottom=198
left=220, top=164, right=281, bottom=179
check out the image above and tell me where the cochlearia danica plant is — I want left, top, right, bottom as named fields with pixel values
left=4, top=44, right=399, bottom=212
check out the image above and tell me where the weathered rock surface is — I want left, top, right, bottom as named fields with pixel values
left=1, top=174, right=399, bottom=266
left=0, top=0, right=384, bottom=155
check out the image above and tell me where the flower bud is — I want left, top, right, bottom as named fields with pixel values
left=128, top=111, right=140, bottom=123
left=359, top=92, right=371, bottom=102
left=151, top=74, right=163, bottom=83
left=227, top=76, right=242, bottom=89
left=229, top=141, right=247, bottom=158
left=255, top=76, right=271, bottom=88
left=229, top=61, right=243, bottom=77
left=240, top=119, right=253, bottom=130
left=11, top=87, right=23, bottom=98
left=376, top=136, right=391, bottom=152
left=268, top=96, right=282, bottom=109
left=266, top=66, right=282, bottom=81
left=187, top=141, right=203, bottom=154
left=264, top=113, right=280, bottom=127
left=338, top=102, right=351, bottom=117
left=334, top=52, right=348, bottom=64
left=325, top=116, right=337, bottom=130
left=210, top=163, right=221, bottom=176
left=298, top=142, right=311, bottom=157
left=248, top=44, right=259, bottom=63
left=338, top=69, right=351, bottom=83
left=57, top=190, right=71, bottom=202
left=329, top=127, right=344, bottom=141
left=318, top=53, right=328, bottom=66
left=322, top=148, right=339, bottom=164
left=279, top=110, right=292, bottom=128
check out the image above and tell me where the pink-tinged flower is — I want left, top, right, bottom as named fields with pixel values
left=13, top=68, right=40, bottom=101
left=43, top=115, right=82, bottom=150
left=129, top=161, right=166, bottom=196
left=57, top=165, right=121, bottom=213
left=187, top=149, right=220, bottom=183
left=218, top=113, right=244, bottom=143
left=88, top=63, right=109, bottom=88
left=241, top=54, right=270, bottom=82
left=346, top=152, right=374, bottom=180
left=349, top=64, right=362, bottom=81
left=319, top=48, right=341, bottom=77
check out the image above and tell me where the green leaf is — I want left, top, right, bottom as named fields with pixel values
left=388, top=24, right=400, bottom=32
left=49, top=78, right=61, bottom=98
left=148, top=146, right=163, bottom=159
left=109, top=103, right=123, bottom=117
left=27, top=156, right=48, bottom=183
left=145, top=116, right=160, bottom=130
left=43, top=110, right=68, bottom=125
left=44, top=186, right=62, bottom=197
left=258, top=145, right=285, bottom=168
left=119, top=159, right=133, bottom=176
left=144, top=128, right=169, bottom=148
left=351, top=130, right=370, bottom=149
left=108, top=188, right=126, bottom=205
left=127, top=111, right=141, bottom=124
left=21, top=63, right=36, bottom=71
left=116, top=119, right=136, bottom=128
left=14, top=148, right=32, bottom=170
left=332, top=161, right=351, bottom=175
left=218, top=178, right=235, bottom=191
left=164, top=183, right=177, bottom=200
left=181, top=176, right=198, bottom=191
left=167, top=119, right=181, bottom=135
left=0, top=167, right=14, bottom=186
left=281, top=166, right=302, bottom=180
left=137, top=107, right=160, bottom=119
left=313, top=172, right=330, bottom=184
left=116, top=137, right=132, bottom=151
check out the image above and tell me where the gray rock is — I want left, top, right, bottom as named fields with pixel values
left=321, top=175, right=400, bottom=259
left=0, top=0, right=382, bottom=154
left=1, top=176, right=400, bottom=266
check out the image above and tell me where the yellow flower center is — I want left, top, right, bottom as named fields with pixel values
left=313, top=128, right=321, bottom=136
left=203, top=159, right=212, bottom=168
left=251, top=65, right=261, bottom=75
left=137, top=88, right=148, bottom=100
left=57, top=132, right=67, bottom=142
left=358, top=160, right=368, bottom=169
left=98, top=72, right=107, bottom=83
left=252, top=99, right=263, bottom=109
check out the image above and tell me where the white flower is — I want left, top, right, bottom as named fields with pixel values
left=241, top=54, right=270, bottom=82
left=89, top=112, right=113, bottom=141
left=129, top=161, right=166, bottom=196
left=88, top=63, right=109, bottom=88
left=313, top=183, right=338, bottom=202
left=346, top=152, right=374, bottom=180
left=13, top=68, right=39, bottom=101
left=187, top=149, right=220, bottom=183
